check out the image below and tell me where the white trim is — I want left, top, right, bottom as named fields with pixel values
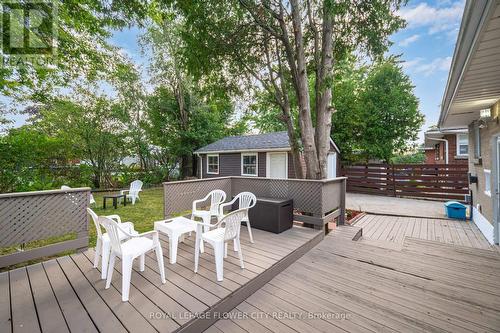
left=241, top=153, right=258, bottom=177
left=484, top=169, right=491, bottom=197
left=456, top=133, right=469, bottom=156
left=472, top=207, right=495, bottom=245
left=329, top=138, right=341, bottom=154
left=266, top=152, right=288, bottom=179
left=196, top=148, right=291, bottom=155
left=206, top=154, right=219, bottom=175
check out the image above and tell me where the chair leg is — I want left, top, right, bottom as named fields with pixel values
left=247, top=220, right=254, bottom=244
left=121, top=256, right=133, bottom=302
left=214, top=242, right=224, bottom=281
left=105, top=253, right=116, bottom=289
left=139, top=254, right=145, bottom=272
left=169, top=234, right=179, bottom=264
left=236, top=239, right=244, bottom=269
left=156, top=245, right=166, bottom=284
left=101, top=239, right=111, bottom=279
left=93, top=238, right=102, bottom=268
left=224, top=243, right=228, bottom=258
left=194, top=235, right=200, bottom=273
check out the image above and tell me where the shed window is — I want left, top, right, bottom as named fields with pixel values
left=435, top=144, right=440, bottom=160
left=207, top=154, right=219, bottom=174
left=456, top=134, right=468, bottom=156
left=241, top=153, right=258, bottom=176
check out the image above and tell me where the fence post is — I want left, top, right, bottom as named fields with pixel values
left=338, top=178, right=346, bottom=225
left=392, top=164, right=396, bottom=197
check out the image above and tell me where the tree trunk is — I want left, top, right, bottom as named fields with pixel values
left=314, top=8, right=335, bottom=179
left=181, top=154, right=193, bottom=178
left=290, top=0, right=320, bottom=179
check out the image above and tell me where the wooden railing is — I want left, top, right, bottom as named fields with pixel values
left=341, top=164, right=469, bottom=201
left=163, top=176, right=347, bottom=228
left=0, top=188, right=90, bottom=268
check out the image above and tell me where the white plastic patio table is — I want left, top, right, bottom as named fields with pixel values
left=154, top=217, right=201, bottom=264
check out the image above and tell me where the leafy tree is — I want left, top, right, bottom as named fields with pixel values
left=167, top=0, right=405, bottom=178
left=391, top=151, right=425, bottom=164
left=0, top=127, right=85, bottom=192
left=34, top=91, right=129, bottom=188
left=1, top=0, right=148, bottom=100
left=141, top=20, right=247, bottom=178
left=357, top=59, right=423, bottom=162
left=252, top=57, right=423, bottom=163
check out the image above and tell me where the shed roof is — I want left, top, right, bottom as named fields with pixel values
left=195, top=131, right=291, bottom=153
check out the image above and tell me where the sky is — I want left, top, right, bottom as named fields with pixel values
left=3, top=0, right=466, bottom=143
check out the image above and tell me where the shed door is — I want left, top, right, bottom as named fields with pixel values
left=268, top=152, right=288, bottom=179
left=327, top=153, right=337, bottom=179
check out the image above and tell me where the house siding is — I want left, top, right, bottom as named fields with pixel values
left=468, top=114, right=499, bottom=227
left=425, top=134, right=468, bottom=165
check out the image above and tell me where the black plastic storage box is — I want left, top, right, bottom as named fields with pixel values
left=248, top=197, right=293, bottom=233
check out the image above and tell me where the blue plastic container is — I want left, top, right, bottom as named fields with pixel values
left=444, top=201, right=467, bottom=220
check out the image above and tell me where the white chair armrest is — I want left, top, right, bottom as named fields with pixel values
left=192, top=198, right=205, bottom=212
left=219, top=197, right=238, bottom=216
left=106, top=214, right=122, bottom=223
left=115, top=224, right=138, bottom=238
left=120, top=190, right=129, bottom=195
left=135, top=230, right=160, bottom=243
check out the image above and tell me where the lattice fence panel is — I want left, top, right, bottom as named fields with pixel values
left=321, top=179, right=344, bottom=213
left=164, top=178, right=232, bottom=217
left=0, top=189, right=89, bottom=247
left=231, top=177, right=323, bottom=215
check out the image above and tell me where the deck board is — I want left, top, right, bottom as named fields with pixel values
left=3, top=226, right=321, bottom=333
left=208, top=224, right=500, bottom=332
left=10, top=268, right=41, bottom=333
left=26, top=263, right=69, bottom=333
left=355, top=214, right=493, bottom=250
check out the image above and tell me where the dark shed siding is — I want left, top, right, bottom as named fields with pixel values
left=202, top=153, right=241, bottom=178
left=258, top=152, right=266, bottom=177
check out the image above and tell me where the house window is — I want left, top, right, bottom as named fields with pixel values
left=456, top=134, right=468, bottom=156
left=207, top=154, right=219, bottom=174
left=241, top=153, right=258, bottom=176
left=474, top=124, right=481, bottom=159
left=484, top=169, right=491, bottom=197
left=435, top=144, right=440, bottom=160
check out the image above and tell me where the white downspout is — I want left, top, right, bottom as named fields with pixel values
left=433, top=138, right=449, bottom=164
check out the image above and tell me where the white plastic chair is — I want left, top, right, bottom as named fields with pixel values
left=100, top=216, right=166, bottom=302
left=191, top=189, right=227, bottom=228
left=87, top=208, right=137, bottom=279
left=120, top=180, right=143, bottom=205
left=219, top=192, right=257, bottom=249
left=194, top=209, right=247, bottom=281
left=61, top=185, right=96, bottom=205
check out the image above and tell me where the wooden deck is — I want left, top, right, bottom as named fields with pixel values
left=0, top=226, right=323, bottom=333
left=353, top=213, right=493, bottom=250
left=207, top=224, right=500, bottom=332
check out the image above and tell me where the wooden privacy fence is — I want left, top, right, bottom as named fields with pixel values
left=163, top=176, right=347, bottom=228
left=341, top=164, right=469, bottom=201
left=0, top=188, right=90, bottom=268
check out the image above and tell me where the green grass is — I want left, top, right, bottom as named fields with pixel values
left=89, top=187, right=166, bottom=247
left=0, top=187, right=169, bottom=271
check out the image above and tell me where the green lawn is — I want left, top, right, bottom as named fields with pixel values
left=89, top=187, right=166, bottom=247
